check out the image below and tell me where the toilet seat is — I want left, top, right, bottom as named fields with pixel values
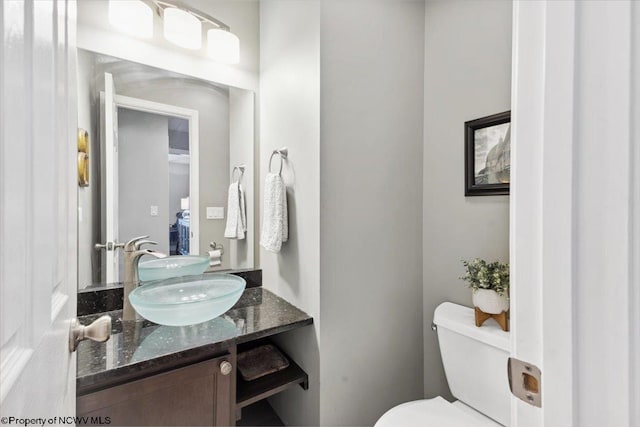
left=375, top=397, right=502, bottom=427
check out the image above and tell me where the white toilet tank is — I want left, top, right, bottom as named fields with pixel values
left=433, top=302, right=511, bottom=426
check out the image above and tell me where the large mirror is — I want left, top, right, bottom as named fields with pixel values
left=77, top=49, right=255, bottom=289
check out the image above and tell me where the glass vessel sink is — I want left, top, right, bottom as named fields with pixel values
left=128, top=274, right=246, bottom=326
left=138, top=255, right=210, bottom=282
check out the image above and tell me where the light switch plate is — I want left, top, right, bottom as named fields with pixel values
left=206, top=207, right=224, bottom=219
left=150, top=205, right=159, bottom=217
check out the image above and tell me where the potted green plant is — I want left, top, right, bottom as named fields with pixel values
left=460, top=258, right=510, bottom=314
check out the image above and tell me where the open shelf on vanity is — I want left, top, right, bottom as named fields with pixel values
left=236, top=341, right=309, bottom=410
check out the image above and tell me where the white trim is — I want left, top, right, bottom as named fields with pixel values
left=631, top=3, right=640, bottom=422
left=104, top=74, right=116, bottom=283
left=509, top=1, right=545, bottom=424
left=77, top=24, right=258, bottom=92
left=113, top=94, right=200, bottom=255
left=115, top=95, right=198, bottom=121
left=632, top=125, right=640, bottom=427
left=539, top=3, right=576, bottom=426
left=188, top=113, right=200, bottom=255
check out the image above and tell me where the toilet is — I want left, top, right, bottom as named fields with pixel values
left=376, top=302, right=511, bottom=427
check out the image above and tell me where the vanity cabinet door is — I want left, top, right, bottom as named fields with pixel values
left=77, top=353, right=236, bottom=426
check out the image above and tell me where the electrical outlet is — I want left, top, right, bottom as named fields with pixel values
left=206, top=207, right=224, bottom=219
left=150, top=205, right=159, bottom=217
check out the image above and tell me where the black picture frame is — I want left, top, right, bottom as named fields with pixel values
left=464, top=111, right=511, bottom=196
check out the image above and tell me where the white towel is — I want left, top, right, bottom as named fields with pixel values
left=224, top=181, right=247, bottom=240
left=260, top=173, right=288, bottom=253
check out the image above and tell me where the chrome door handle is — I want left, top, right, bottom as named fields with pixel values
left=69, top=315, right=112, bottom=352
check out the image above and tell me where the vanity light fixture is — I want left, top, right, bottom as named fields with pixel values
left=108, top=0, right=154, bottom=39
left=151, top=1, right=241, bottom=64
left=109, top=0, right=241, bottom=63
left=163, top=7, right=202, bottom=50
left=207, top=29, right=240, bottom=64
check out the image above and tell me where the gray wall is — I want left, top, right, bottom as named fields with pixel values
left=118, top=109, right=170, bottom=254
left=422, top=0, right=512, bottom=399
left=259, top=1, right=321, bottom=425
left=260, top=1, right=425, bottom=425
left=229, top=88, right=256, bottom=269
left=319, top=1, right=425, bottom=424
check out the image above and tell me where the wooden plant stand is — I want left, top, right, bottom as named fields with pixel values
left=474, top=307, right=509, bottom=332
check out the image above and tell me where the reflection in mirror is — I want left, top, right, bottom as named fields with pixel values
left=118, top=110, right=192, bottom=257
left=77, top=49, right=254, bottom=290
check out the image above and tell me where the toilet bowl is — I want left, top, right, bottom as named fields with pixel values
left=375, top=302, right=511, bottom=426
left=376, top=397, right=501, bottom=426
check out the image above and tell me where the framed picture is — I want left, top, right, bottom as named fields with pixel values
left=464, top=111, right=511, bottom=196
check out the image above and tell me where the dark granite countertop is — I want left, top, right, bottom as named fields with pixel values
left=77, top=269, right=263, bottom=316
left=76, top=287, right=312, bottom=395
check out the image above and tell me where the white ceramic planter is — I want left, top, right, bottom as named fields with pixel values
left=472, top=289, right=509, bottom=314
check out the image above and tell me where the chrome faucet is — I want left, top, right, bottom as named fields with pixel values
left=123, top=236, right=167, bottom=321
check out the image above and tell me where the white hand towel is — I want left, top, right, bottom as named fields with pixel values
left=224, top=181, right=247, bottom=240
left=224, top=181, right=240, bottom=238
left=239, top=183, right=247, bottom=234
left=281, top=178, right=288, bottom=243
left=260, top=173, right=288, bottom=253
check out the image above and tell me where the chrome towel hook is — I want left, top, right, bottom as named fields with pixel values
left=232, top=164, right=246, bottom=183
left=268, top=147, right=288, bottom=175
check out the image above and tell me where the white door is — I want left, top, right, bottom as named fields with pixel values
left=0, top=0, right=78, bottom=418
left=510, top=1, right=639, bottom=426
left=100, top=72, right=119, bottom=283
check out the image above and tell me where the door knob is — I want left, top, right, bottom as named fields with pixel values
left=69, top=315, right=112, bottom=352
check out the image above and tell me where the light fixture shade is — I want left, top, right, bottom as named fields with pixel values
left=108, top=0, right=153, bottom=38
left=163, top=8, right=202, bottom=50
left=207, top=29, right=240, bottom=64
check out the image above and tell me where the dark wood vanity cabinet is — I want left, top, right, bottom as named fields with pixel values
left=77, top=352, right=236, bottom=427
left=75, top=286, right=313, bottom=426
